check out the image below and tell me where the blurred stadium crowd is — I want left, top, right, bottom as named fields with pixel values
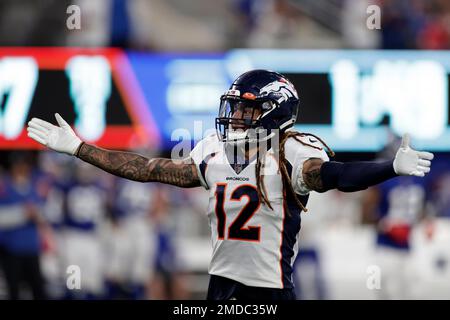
left=0, top=150, right=211, bottom=299
left=0, top=0, right=450, bottom=300
left=1, top=0, right=450, bottom=50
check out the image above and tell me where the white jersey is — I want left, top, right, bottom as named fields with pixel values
left=190, top=132, right=329, bottom=288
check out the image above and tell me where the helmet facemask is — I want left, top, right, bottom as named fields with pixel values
left=215, top=96, right=277, bottom=145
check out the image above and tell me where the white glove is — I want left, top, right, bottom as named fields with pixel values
left=27, top=113, right=82, bottom=156
left=393, top=133, right=434, bottom=177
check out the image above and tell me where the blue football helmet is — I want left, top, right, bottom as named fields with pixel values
left=216, top=69, right=300, bottom=143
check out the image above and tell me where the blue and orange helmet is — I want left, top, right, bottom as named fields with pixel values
left=216, top=69, right=300, bottom=143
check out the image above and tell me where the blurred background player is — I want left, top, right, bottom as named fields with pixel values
left=37, top=152, right=72, bottom=299
left=103, top=175, right=158, bottom=300
left=0, top=153, right=48, bottom=299
left=411, top=157, right=450, bottom=298
left=149, top=187, right=200, bottom=300
left=361, top=135, right=430, bottom=299
left=59, top=161, right=109, bottom=299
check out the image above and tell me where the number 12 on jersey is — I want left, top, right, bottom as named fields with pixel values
left=214, top=183, right=261, bottom=242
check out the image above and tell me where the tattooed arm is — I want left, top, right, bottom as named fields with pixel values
left=26, top=114, right=201, bottom=187
left=302, top=158, right=325, bottom=192
left=76, top=143, right=201, bottom=188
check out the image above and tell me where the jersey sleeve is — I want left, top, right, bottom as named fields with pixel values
left=284, top=134, right=330, bottom=195
left=189, top=134, right=219, bottom=190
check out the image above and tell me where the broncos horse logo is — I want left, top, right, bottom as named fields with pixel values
left=258, top=78, right=298, bottom=103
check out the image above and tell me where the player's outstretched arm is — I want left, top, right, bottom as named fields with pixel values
left=76, top=143, right=200, bottom=187
left=27, top=114, right=201, bottom=188
left=302, top=133, right=434, bottom=193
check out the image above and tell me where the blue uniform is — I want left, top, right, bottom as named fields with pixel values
left=63, top=180, right=108, bottom=231
left=0, top=171, right=47, bottom=300
left=0, top=174, right=42, bottom=255
left=112, top=178, right=156, bottom=221
left=376, top=177, right=426, bottom=250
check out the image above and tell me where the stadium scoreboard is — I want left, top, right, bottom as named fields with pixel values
left=1, top=48, right=449, bottom=151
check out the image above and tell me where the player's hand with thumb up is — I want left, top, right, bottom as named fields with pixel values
left=393, top=133, right=434, bottom=177
left=27, top=113, right=83, bottom=156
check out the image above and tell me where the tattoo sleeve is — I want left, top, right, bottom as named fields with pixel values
left=76, top=143, right=201, bottom=188
left=302, top=158, right=325, bottom=192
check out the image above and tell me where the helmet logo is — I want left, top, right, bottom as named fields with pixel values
left=259, top=79, right=298, bottom=102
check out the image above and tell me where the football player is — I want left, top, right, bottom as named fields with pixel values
left=362, top=136, right=432, bottom=299
left=60, top=162, right=109, bottom=299
left=104, top=177, right=158, bottom=300
left=27, top=70, right=434, bottom=300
